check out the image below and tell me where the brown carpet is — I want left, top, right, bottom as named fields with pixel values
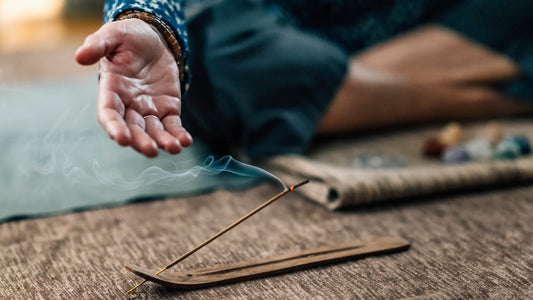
left=1, top=120, right=533, bottom=299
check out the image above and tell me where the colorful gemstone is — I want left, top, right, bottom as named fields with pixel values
left=464, top=139, right=493, bottom=162
left=439, top=122, right=465, bottom=146
left=494, top=139, right=521, bottom=160
left=484, top=122, right=504, bottom=145
left=352, top=155, right=406, bottom=169
left=506, top=135, right=531, bottom=155
left=443, top=145, right=471, bottom=164
left=423, top=137, right=447, bottom=158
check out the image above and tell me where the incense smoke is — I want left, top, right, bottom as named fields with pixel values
left=16, top=97, right=286, bottom=192
left=25, top=123, right=287, bottom=192
left=91, top=155, right=287, bottom=191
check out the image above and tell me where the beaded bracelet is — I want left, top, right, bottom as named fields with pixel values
left=115, top=9, right=186, bottom=86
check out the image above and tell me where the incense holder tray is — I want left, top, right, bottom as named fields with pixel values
left=126, top=236, right=410, bottom=290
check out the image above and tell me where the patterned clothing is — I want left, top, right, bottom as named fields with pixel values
left=103, top=0, right=533, bottom=158
left=269, top=0, right=461, bottom=53
left=104, top=0, right=533, bottom=97
left=104, top=0, right=188, bottom=48
left=103, top=0, right=454, bottom=62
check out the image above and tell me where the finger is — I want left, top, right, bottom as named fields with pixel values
left=98, top=108, right=131, bottom=146
left=75, top=21, right=124, bottom=66
left=152, top=96, right=181, bottom=119
left=96, top=87, right=131, bottom=145
left=145, top=115, right=182, bottom=154
left=97, top=82, right=131, bottom=145
left=162, top=115, right=193, bottom=147
left=125, top=109, right=158, bottom=157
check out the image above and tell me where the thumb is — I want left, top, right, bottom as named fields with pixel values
left=75, top=22, right=123, bottom=66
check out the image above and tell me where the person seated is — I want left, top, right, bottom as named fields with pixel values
left=76, top=0, right=533, bottom=160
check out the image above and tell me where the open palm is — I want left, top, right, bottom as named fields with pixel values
left=76, top=19, right=192, bottom=157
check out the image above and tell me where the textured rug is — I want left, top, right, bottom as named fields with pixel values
left=1, top=183, right=532, bottom=299
left=1, top=120, right=533, bottom=299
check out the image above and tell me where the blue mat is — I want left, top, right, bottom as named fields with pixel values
left=0, top=77, right=258, bottom=223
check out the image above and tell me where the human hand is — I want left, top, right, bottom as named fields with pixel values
left=75, top=19, right=192, bottom=157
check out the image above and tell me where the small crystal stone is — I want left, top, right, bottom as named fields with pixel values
left=352, top=155, right=406, bottom=169
left=484, top=122, right=505, bottom=145
left=423, top=137, right=447, bottom=158
left=465, top=139, right=493, bottom=161
left=439, top=122, right=465, bottom=146
left=352, top=156, right=369, bottom=169
left=494, top=139, right=521, bottom=160
left=443, top=145, right=471, bottom=164
left=507, top=135, right=531, bottom=155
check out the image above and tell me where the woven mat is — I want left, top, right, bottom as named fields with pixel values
left=268, top=120, right=533, bottom=210
left=2, top=120, right=533, bottom=299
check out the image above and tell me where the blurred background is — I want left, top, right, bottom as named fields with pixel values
left=0, top=0, right=103, bottom=83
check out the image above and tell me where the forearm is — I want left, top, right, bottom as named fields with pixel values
left=319, top=68, right=531, bottom=134
left=318, top=50, right=533, bottom=134
left=317, top=25, right=533, bottom=134
left=354, top=25, right=521, bottom=85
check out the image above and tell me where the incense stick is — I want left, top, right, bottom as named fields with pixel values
left=127, top=179, right=310, bottom=293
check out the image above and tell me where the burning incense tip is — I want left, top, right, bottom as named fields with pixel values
left=290, top=179, right=310, bottom=191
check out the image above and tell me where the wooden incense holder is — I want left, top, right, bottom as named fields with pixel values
left=126, top=236, right=410, bottom=290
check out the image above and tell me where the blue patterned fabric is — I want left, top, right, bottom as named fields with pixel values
left=104, top=0, right=188, bottom=46
left=104, top=0, right=533, bottom=100
left=103, top=0, right=533, bottom=159
left=268, top=0, right=461, bottom=53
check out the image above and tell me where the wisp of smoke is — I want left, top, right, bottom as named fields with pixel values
left=22, top=107, right=285, bottom=194
left=92, top=155, right=286, bottom=191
